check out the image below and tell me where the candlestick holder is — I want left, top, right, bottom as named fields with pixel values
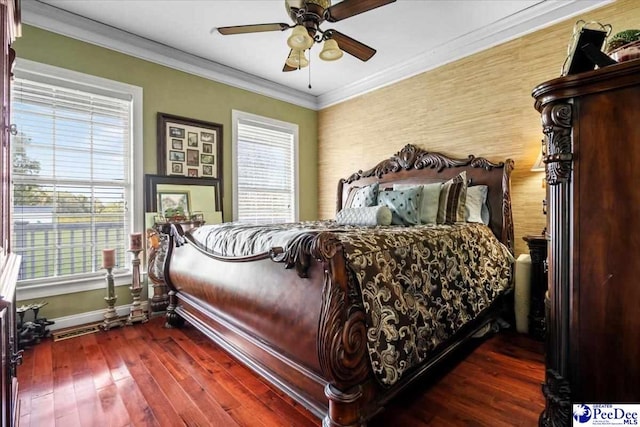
left=101, top=267, right=124, bottom=330
left=126, top=249, right=148, bottom=325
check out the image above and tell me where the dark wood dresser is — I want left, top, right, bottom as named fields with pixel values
left=533, top=59, right=640, bottom=425
left=0, top=251, right=20, bottom=427
left=0, top=0, right=19, bottom=248
left=0, top=1, right=20, bottom=426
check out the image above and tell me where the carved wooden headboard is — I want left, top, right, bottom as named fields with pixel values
left=336, top=144, right=515, bottom=253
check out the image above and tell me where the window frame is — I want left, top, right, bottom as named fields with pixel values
left=13, top=59, right=144, bottom=300
left=231, top=110, right=299, bottom=223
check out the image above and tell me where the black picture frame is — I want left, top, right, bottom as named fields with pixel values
left=157, top=113, right=223, bottom=182
left=563, top=24, right=612, bottom=76
left=144, top=174, right=221, bottom=213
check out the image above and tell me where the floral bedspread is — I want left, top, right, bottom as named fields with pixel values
left=188, top=221, right=513, bottom=387
left=331, top=223, right=513, bottom=386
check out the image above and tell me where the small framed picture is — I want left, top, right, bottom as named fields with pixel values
left=186, top=149, right=199, bottom=166
left=169, top=126, right=185, bottom=138
left=202, top=165, right=213, bottom=176
left=201, top=154, right=214, bottom=165
left=171, top=162, right=183, bottom=174
left=171, top=139, right=183, bottom=150
left=202, top=143, right=212, bottom=154
left=188, top=132, right=198, bottom=147
left=201, top=132, right=214, bottom=143
left=158, top=191, right=190, bottom=218
left=169, top=151, right=185, bottom=162
left=562, top=21, right=613, bottom=76
left=187, top=168, right=198, bottom=177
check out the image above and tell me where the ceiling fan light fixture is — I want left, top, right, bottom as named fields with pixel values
left=287, top=25, right=314, bottom=50
left=285, top=49, right=309, bottom=68
left=319, top=38, right=343, bottom=61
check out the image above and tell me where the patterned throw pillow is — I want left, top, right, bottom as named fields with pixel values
left=437, top=171, right=468, bottom=224
left=377, top=186, right=423, bottom=225
left=346, top=182, right=379, bottom=208
left=393, top=182, right=443, bottom=224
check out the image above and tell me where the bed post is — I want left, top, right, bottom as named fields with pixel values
left=324, top=384, right=363, bottom=427
left=164, top=289, right=184, bottom=329
left=501, top=159, right=515, bottom=254
left=162, top=224, right=185, bottom=329
left=313, top=233, right=370, bottom=427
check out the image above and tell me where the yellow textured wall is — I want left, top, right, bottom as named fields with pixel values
left=318, top=0, right=640, bottom=255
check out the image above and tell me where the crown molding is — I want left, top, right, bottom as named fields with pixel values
left=23, top=0, right=613, bottom=112
left=22, top=0, right=319, bottom=110
left=316, top=0, right=614, bottom=109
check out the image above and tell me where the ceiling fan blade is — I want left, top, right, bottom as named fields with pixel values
left=325, top=0, right=396, bottom=23
left=328, top=30, right=377, bottom=61
left=217, top=23, right=291, bottom=35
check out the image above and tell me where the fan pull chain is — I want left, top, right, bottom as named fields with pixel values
left=308, top=48, right=312, bottom=89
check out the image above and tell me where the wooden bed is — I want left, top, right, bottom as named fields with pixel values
left=160, top=144, right=514, bottom=426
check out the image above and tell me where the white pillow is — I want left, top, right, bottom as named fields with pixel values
left=393, top=182, right=442, bottom=224
left=336, top=206, right=393, bottom=226
left=466, top=185, right=489, bottom=224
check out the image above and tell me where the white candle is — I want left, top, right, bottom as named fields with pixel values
left=130, top=232, right=143, bottom=251
left=102, top=248, right=116, bottom=269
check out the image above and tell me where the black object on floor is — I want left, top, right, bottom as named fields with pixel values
left=17, top=301, right=54, bottom=348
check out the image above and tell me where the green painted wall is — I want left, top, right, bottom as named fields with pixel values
left=13, top=25, right=319, bottom=319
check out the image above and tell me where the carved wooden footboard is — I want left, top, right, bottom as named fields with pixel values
left=160, top=144, right=515, bottom=426
left=314, top=234, right=370, bottom=426
left=162, top=227, right=375, bottom=426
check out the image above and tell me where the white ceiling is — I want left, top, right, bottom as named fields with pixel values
left=26, top=0, right=611, bottom=109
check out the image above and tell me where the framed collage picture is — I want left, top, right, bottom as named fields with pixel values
left=157, top=113, right=223, bottom=181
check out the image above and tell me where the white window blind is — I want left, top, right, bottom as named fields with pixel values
left=234, top=112, right=298, bottom=224
left=11, top=77, right=132, bottom=284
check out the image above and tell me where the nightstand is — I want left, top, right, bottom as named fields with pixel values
left=523, top=234, right=548, bottom=340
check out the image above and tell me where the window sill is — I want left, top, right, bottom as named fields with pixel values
left=15, top=271, right=147, bottom=300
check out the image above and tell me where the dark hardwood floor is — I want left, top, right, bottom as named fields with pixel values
left=17, top=317, right=544, bottom=426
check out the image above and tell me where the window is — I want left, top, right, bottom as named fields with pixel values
left=11, top=59, right=143, bottom=299
left=232, top=111, right=298, bottom=224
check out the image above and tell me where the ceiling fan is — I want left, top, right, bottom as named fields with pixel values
left=217, top=0, right=397, bottom=72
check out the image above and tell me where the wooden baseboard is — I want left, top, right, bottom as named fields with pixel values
left=49, top=301, right=149, bottom=331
